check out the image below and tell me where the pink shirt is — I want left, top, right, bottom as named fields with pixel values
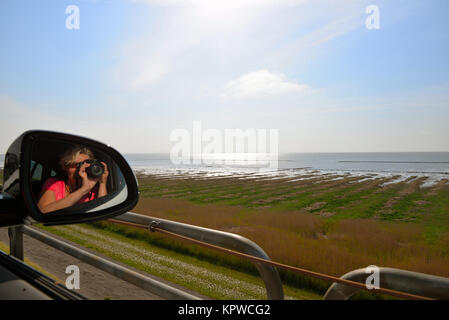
left=40, top=178, right=96, bottom=203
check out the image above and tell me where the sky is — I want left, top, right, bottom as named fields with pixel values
left=1, top=0, right=449, bottom=154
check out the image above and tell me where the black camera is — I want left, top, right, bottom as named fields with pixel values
left=76, top=159, right=105, bottom=179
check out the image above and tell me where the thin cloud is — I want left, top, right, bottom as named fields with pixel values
left=221, top=70, right=311, bottom=99
left=113, top=1, right=311, bottom=91
left=267, top=11, right=365, bottom=66
left=133, top=0, right=308, bottom=8
left=0, top=95, right=170, bottom=154
left=113, top=57, right=168, bottom=90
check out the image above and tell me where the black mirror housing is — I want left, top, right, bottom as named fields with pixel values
left=0, top=130, right=139, bottom=227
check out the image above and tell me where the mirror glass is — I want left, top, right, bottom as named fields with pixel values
left=30, top=138, right=128, bottom=215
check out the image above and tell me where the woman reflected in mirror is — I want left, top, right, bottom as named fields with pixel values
left=37, top=146, right=108, bottom=214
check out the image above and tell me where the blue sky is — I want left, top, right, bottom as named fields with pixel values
left=1, top=0, right=448, bottom=153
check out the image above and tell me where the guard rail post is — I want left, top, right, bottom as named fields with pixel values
left=8, top=225, right=24, bottom=261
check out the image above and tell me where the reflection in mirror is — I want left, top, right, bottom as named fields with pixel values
left=30, top=139, right=128, bottom=215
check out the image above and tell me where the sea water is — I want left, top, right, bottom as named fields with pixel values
left=122, top=152, right=449, bottom=186
left=2, top=152, right=448, bottom=186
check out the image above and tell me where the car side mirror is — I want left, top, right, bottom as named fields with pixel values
left=0, top=130, right=139, bottom=226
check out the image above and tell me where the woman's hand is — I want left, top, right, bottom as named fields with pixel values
left=100, top=161, right=109, bottom=185
left=78, top=162, right=100, bottom=194
left=98, top=162, right=109, bottom=198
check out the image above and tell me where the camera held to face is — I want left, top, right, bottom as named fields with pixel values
left=76, top=159, right=105, bottom=179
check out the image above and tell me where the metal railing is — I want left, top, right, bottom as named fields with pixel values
left=7, top=211, right=449, bottom=300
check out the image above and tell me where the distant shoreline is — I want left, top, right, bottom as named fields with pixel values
left=339, top=160, right=449, bottom=164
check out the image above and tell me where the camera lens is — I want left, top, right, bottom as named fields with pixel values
left=86, top=160, right=105, bottom=178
